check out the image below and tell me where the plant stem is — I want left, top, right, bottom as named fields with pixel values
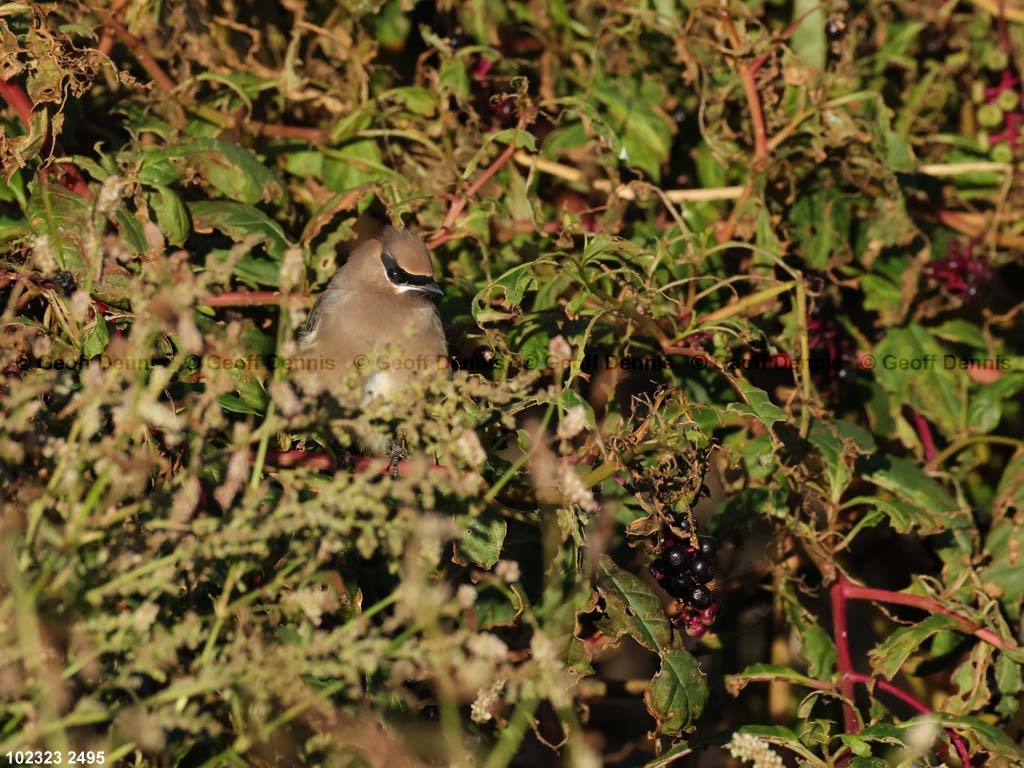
left=839, top=580, right=1017, bottom=650
left=926, top=434, right=1023, bottom=471
left=830, top=575, right=860, bottom=735
left=482, top=698, right=539, bottom=768
left=846, top=673, right=972, bottom=767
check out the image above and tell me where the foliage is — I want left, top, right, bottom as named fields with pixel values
left=1, top=0, right=1023, bottom=766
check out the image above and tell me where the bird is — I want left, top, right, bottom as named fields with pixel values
left=298, top=225, right=448, bottom=470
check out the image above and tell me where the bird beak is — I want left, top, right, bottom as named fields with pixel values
left=400, top=282, right=443, bottom=297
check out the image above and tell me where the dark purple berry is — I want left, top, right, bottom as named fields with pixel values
left=53, top=271, right=76, bottom=294
left=666, top=573, right=692, bottom=599
left=688, top=585, right=713, bottom=608
left=649, top=557, right=667, bottom=579
left=492, top=98, right=515, bottom=122
left=673, top=515, right=692, bottom=533
left=825, top=17, right=846, bottom=41
left=664, top=546, right=690, bottom=570
left=688, top=555, right=714, bottom=584
left=698, top=535, right=717, bottom=558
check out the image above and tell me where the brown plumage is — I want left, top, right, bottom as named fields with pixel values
left=300, top=225, right=447, bottom=456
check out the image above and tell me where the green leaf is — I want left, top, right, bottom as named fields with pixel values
left=868, top=614, right=962, bottom=679
left=26, top=183, right=91, bottom=273
left=81, top=316, right=109, bottom=359
left=188, top=201, right=290, bottom=260
left=727, top=380, right=788, bottom=428
left=645, top=648, right=708, bottom=735
left=323, top=140, right=397, bottom=191
left=932, top=319, right=987, bottom=348
left=116, top=208, right=147, bottom=253
left=854, top=454, right=964, bottom=533
left=791, top=0, right=826, bottom=70
left=438, top=58, right=470, bottom=99
left=595, top=554, right=670, bottom=651
left=591, top=77, right=673, bottom=181
left=140, top=139, right=284, bottom=204
left=807, top=420, right=853, bottom=502
left=726, top=663, right=831, bottom=696
left=968, top=373, right=1024, bottom=434
left=454, top=508, right=506, bottom=568
left=148, top=185, right=190, bottom=246
left=790, top=187, right=852, bottom=269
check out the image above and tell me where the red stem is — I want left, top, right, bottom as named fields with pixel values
left=205, top=291, right=298, bottom=308
left=0, top=78, right=33, bottom=124
left=0, top=78, right=92, bottom=199
left=840, top=581, right=1016, bottom=650
left=428, top=116, right=526, bottom=248
left=909, top=408, right=937, bottom=462
left=831, top=575, right=860, bottom=735
left=740, top=54, right=769, bottom=160
left=846, top=673, right=972, bottom=767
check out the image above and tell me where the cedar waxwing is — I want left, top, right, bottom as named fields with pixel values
left=299, top=225, right=447, bottom=463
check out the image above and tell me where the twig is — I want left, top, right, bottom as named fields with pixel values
left=428, top=123, right=525, bottom=248
left=511, top=152, right=745, bottom=201
left=204, top=291, right=299, bottom=308
left=926, top=435, right=1023, bottom=471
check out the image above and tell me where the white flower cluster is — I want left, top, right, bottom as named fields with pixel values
left=726, top=732, right=785, bottom=768
left=470, top=677, right=506, bottom=724
left=557, top=463, right=599, bottom=513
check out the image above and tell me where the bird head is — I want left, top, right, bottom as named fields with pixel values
left=360, top=225, right=442, bottom=298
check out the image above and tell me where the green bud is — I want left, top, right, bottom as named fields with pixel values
left=990, top=141, right=1014, bottom=164
left=977, top=102, right=1005, bottom=128
left=983, top=48, right=1010, bottom=71
left=977, top=130, right=990, bottom=152
left=971, top=80, right=987, bottom=104
left=997, top=89, right=1019, bottom=112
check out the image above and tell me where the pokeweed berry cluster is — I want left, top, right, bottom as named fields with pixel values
left=649, top=514, right=719, bottom=637
left=923, top=239, right=994, bottom=298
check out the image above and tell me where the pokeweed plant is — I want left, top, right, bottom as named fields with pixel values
left=1, top=1, right=1023, bottom=767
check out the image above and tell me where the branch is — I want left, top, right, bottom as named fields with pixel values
left=428, top=128, right=523, bottom=248
left=838, top=579, right=1017, bottom=651
left=204, top=291, right=304, bottom=308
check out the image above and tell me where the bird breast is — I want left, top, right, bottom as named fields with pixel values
left=308, top=292, right=447, bottom=402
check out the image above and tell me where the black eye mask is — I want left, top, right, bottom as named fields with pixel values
left=381, top=251, right=442, bottom=294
